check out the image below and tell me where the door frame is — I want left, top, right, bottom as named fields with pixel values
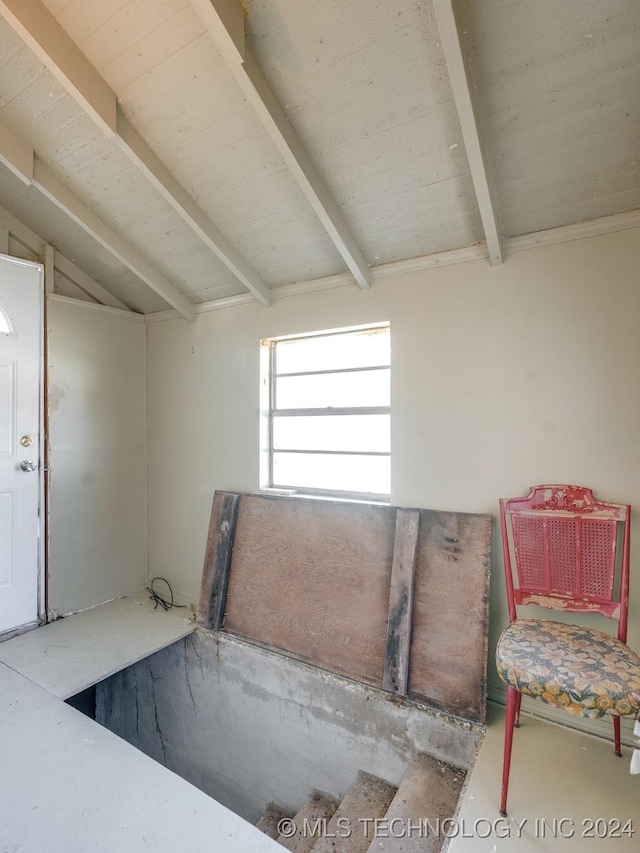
left=0, top=252, right=46, bottom=636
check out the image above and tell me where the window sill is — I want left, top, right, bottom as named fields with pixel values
left=255, top=488, right=391, bottom=506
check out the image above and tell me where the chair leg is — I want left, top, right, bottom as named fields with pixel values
left=614, top=716, right=622, bottom=757
left=500, top=686, right=518, bottom=816
left=514, top=691, right=522, bottom=728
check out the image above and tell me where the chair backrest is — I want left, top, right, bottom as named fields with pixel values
left=500, top=485, right=631, bottom=642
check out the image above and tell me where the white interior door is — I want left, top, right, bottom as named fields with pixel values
left=0, top=255, right=43, bottom=635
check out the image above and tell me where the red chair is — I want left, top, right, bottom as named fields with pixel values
left=496, top=485, right=640, bottom=816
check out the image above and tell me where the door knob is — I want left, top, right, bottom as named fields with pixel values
left=20, top=460, right=37, bottom=472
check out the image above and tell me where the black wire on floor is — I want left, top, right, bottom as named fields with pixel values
left=146, top=576, right=186, bottom=611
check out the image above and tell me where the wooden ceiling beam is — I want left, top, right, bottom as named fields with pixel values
left=115, top=113, right=271, bottom=307
left=0, top=0, right=271, bottom=306
left=190, top=0, right=372, bottom=290
left=432, top=0, right=503, bottom=266
left=190, top=0, right=245, bottom=66
left=53, top=252, right=131, bottom=312
left=32, top=161, right=196, bottom=321
left=0, top=199, right=133, bottom=311
left=0, top=119, right=194, bottom=319
left=0, top=122, right=34, bottom=186
left=0, top=0, right=117, bottom=138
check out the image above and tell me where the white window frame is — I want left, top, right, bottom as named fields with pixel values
left=260, top=324, right=390, bottom=501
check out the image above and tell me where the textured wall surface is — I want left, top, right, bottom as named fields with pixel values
left=48, top=301, right=146, bottom=614
left=145, top=226, right=640, bottom=743
left=97, top=631, right=480, bottom=822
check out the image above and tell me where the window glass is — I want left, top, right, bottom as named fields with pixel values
left=264, top=324, right=390, bottom=499
left=275, top=327, right=389, bottom=374
left=276, top=368, right=390, bottom=410
left=0, top=306, right=12, bottom=335
left=272, top=452, right=390, bottom=496
left=273, top=414, right=389, bottom=454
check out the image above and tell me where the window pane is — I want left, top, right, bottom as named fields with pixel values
left=0, top=307, right=12, bottom=335
left=276, top=327, right=389, bottom=374
left=273, top=452, right=390, bottom=495
left=273, top=414, right=389, bottom=453
left=276, top=368, right=389, bottom=409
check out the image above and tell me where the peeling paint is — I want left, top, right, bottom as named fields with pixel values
left=48, top=381, right=68, bottom=413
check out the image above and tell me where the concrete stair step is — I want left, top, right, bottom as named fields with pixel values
left=256, top=802, right=295, bottom=840
left=311, top=770, right=397, bottom=853
left=366, top=754, right=465, bottom=853
left=277, top=789, right=339, bottom=852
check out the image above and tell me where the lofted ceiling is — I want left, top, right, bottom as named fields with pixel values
left=0, top=0, right=638, bottom=317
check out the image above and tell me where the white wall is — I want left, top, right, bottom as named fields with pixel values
left=146, top=227, right=640, bottom=718
left=48, top=299, right=146, bottom=615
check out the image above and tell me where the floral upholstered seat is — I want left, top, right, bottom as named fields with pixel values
left=496, top=619, right=640, bottom=719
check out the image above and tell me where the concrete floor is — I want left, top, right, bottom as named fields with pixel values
left=447, top=705, right=640, bottom=852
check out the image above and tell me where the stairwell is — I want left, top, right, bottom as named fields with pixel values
left=256, top=754, right=465, bottom=853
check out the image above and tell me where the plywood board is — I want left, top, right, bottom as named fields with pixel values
left=0, top=662, right=281, bottom=853
left=198, top=492, right=491, bottom=723
left=0, top=593, right=194, bottom=699
left=223, top=493, right=396, bottom=687
left=408, top=510, right=491, bottom=722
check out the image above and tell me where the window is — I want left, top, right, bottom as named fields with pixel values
left=262, top=324, right=390, bottom=500
left=0, top=305, right=13, bottom=335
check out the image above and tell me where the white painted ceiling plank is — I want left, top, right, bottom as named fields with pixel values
left=32, top=159, right=196, bottom=321
left=53, top=250, right=131, bottom=311
left=0, top=167, right=170, bottom=313
left=115, top=110, right=272, bottom=307
left=0, top=0, right=271, bottom=307
left=51, top=274, right=94, bottom=303
left=0, top=129, right=183, bottom=314
left=0, top=121, right=34, bottom=185
left=0, top=0, right=117, bottom=138
left=239, top=50, right=371, bottom=289
left=432, top=0, right=503, bottom=267
left=1, top=0, right=634, bottom=301
left=0, top=194, right=129, bottom=310
left=191, top=0, right=372, bottom=290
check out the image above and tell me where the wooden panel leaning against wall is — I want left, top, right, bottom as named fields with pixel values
left=198, top=491, right=492, bottom=724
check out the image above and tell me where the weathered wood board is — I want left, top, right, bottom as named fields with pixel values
left=197, top=490, right=230, bottom=625
left=382, top=509, right=419, bottom=696
left=408, top=510, right=492, bottom=722
left=198, top=491, right=491, bottom=722
left=206, top=492, right=240, bottom=631
left=223, top=494, right=395, bottom=687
